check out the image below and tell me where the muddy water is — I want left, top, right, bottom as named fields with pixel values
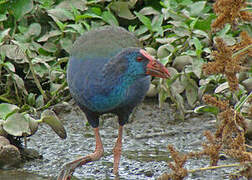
left=0, top=99, right=247, bottom=180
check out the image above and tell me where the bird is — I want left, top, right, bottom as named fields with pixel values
left=57, top=26, right=170, bottom=180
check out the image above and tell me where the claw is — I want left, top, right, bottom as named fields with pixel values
left=57, top=128, right=104, bottom=180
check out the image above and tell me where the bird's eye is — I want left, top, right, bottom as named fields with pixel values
left=136, top=57, right=143, bottom=62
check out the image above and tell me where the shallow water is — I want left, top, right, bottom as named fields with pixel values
left=0, top=99, right=248, bottom=180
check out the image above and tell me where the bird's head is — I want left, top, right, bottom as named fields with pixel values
left=122, top=48, right=170, bottom=79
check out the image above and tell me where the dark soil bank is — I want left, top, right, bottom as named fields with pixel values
left=0, top=99, right=248, bottom=180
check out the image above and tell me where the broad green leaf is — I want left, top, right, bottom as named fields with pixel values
left=55, top=20, right=66, bottom=31
left=139, top=7, right=159, bottom=15
left=10, top=0, right=33, bottom=20
left=91, top=7, right=102, bottom=16
left=185, top=81, right=198, bottom=107
left=41, top=42, right=57, bottom=53
left=157, top=45, right=170, bottom=58
left=190, top=18, right=198, bottom=30
left=217, top=24, right=231, bottom=36
left=33, top=63, right=49, bottom=78
left=26, top=23, right=41, bottom=37
left=36, top=95, right=44, bottom=108
left=47, top=8, right=74, bottom=21
left=66, top=24, right=85, bottom=34
left=60, top=37, right=72, bottom=53
left=37, top=30, right=61, bottom=42
left=101, top=11, right=118, bottom=26
left=194, top=14, right=216, bottom=31
left=12, top=74, right=28, bottom=95
left=27, top=93, right=36, bottom=106
left=182, top=74, right=198, bottom=107
left=172, top=55, right=193, bottom=71
left=0, top=28, right=10, bottom=42
left=152, top=15, right=164, bottom=35
left=24, top=114, right=38, bottom=135
left=166, top=67, right=184, bottom=93
left=41, top=110, right=67, bottom=139
left=188, top=1, right=206, bottom=16
left=111, top=1, right=135, bottom=20
left=3, top=61, right=15, bottom=72
left=56, top=0, right=87, bottom=11
left=0, top=103, right=19, bottom=120
left=0, top=14, right=7, bottom=21
left=134, top=12, right=152, bottom=31
left=192, top=58, right=204, bottom=78
left=193, top=29, right=209, bottom=38
left=0, top=45, right=25, bottom=60
left=3, top=113, right=30, bottom=136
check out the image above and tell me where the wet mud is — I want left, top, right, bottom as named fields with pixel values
left=0, top=99, right=248, bottom=180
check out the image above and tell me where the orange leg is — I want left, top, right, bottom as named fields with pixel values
left=113, top=125, right=123, bottom=175
left=57, top=128, right=104, bottom=180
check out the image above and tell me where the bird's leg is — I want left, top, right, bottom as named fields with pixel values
left=57, top=127, right=104, bottom=180
left=113, top=125, right=123, bottom=175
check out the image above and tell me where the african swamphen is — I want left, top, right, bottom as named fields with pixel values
left=58, top=26, right=170, bottom=180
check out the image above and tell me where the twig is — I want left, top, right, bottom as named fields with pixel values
left=245, top=144, right=252, bottom=149
left=25, top=50, right=48, bottom=101
left=232, top=44, right=252, bottom=58
left=37, top=80, right=67, bottom=111
left=188, top=163, right=242, bottom=173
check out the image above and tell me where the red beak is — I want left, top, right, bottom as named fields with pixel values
left=140, top=49, right=170, bottom=79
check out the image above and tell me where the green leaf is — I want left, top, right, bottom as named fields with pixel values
left=185, top=83, right=198, bottom=107
left=182, top=74, right=198, bottom=107
left=194, top=105, right=219, bottom=115
left=0, top=103, right=19, bottom=120
left=27, top=93, right=36, bottom=106
left=193, top=37, right=203, bottom=57
left=152, top=15, right=164, bottom=34
left=24, top=114, right=38, bottom=135
left=101, top=11, right=118, bottom=26
left=37, top=30, right=61, bottom=42
left=3, top=113, right=30, bottom=136
left=41, top=110, right=67, bottom=139
left=134, top=11, right=152, bottom=31
left=10, top=0, right=33, bottom=20
left=188, top=1, right=206, bottom=16
left=194, top=14, right=216, bottom=31
left=0, top=45, right=25, bottom=60
left=91, top=7, right=102, bottom=16
left=35, top=95, right=44, bottom=108
left=26, top=23, right=41, bottom=37
left=0, top=13, right=7, bottom=21
left=190, top=18, right=198, bottom=30
left=33, top=62, right=49, bottom=78
left=191, top=58, right=204, bottom=78
left=12, top=74, right=28, bottom=95
left=0, top=28, right=10, bottom=42
left=47, top=8, right=74, bottom=21
left=75, top=13, right=101, bottom=21
left=55, top=20, right=66, bottom=31
left=3, top=61, right=15, bottom=72
left=66, top=24, right=85, bottom=34
left=235, top=92, right=252, bottom=112
left=60, top=37, right=72, bottom=53
left=111, top=1, right=135, bottom=20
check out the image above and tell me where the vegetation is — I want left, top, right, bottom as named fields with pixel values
left=0, top=0, right=251, bottom=179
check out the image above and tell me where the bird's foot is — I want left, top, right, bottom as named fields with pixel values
left=57, top=156, right=91, bottom=180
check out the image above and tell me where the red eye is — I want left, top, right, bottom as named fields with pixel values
left=137, top=57, right=143, bottom=62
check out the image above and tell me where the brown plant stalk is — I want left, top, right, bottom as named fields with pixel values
left=212, top=0, right=252, bottom=30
